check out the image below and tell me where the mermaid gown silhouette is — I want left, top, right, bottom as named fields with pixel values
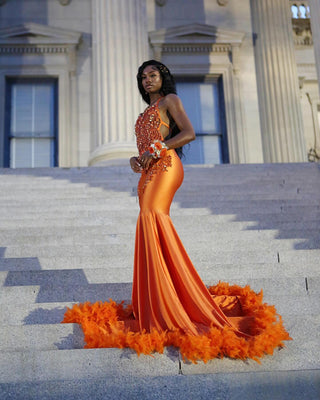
left=63, top=98, right=291, bottom=362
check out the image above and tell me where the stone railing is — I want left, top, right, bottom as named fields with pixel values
left=290, top=1, right=310, bottom=18
left=290, top=1, right=312, bottom=45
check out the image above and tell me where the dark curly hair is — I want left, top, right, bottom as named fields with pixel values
left=137, top=60, right=183, bottom=158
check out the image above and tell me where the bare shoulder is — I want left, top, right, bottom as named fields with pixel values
left=162, top=93, right=183, bottom=110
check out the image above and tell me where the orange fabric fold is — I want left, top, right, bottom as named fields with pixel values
left=62, top=102, right=291, bottom=363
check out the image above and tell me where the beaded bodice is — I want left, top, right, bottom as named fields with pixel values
left=135, top=99, right=172, bottom=195
left=135, top=101, right=165, bottom=156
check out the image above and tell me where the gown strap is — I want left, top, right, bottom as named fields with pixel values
left=156, top=97, right=170, bottom=129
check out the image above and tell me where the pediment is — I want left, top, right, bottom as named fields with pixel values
left=0, top=23, right=81, bottom=45
left=149, top=23, right=245, bottom=46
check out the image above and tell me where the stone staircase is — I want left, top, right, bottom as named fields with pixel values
left=0, top=163, right=319, bottom=399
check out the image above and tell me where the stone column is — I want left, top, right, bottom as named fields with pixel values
left=308, top=0, right=320, bottom=96
left=251, top=0, right=307, bottom=162
left=89, top=0, right=148, bottom=165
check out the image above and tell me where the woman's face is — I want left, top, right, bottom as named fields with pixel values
left=141, top=65, right=162, bottom=95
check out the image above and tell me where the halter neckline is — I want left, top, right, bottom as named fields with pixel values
left=149, top=97, right=163, bottom=107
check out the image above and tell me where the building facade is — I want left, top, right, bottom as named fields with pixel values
left=0, top=0, right=319, bottom=168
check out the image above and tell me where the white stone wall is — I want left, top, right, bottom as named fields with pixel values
left=0, top=0, right=319, bottom=166
left=147, top=0, right=263, bottom=163
left=0, top=0, right=92, bottom=166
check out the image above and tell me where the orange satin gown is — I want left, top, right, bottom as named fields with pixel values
left=63, top=98, right=291, bottom=362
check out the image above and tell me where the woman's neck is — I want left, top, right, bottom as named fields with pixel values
left=149, top=94, right=162, bottom=106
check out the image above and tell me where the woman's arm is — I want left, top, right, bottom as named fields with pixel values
left=139, top=94, right=195, bottom=169
left=162, top=94, right=195, bottom=148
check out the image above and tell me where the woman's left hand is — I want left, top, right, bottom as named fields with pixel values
left=139, top=151, right=154, bottom=170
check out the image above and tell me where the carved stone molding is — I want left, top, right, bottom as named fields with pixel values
left=155, top=0, right=167, bottom=6
left=162, top=43, right=231, bottom=54
left=0, top=46, right=69, bottom=54
left=217, top=0, right=228, bottom=5
left=0, top=23, right=82, bottom=72
left=292, top=18, right=313, bottom=45
left=0, top=23, right=82, bottom=45
left=59, top=0, right=71, bottom=5
left=149, top=23, right=244, bottom=70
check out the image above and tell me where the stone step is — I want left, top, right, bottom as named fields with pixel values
left=2, top=240, right=315, bottom=260
left=0, top=162, right=318, bottom=394
left=181, top=314, right=320, bottom=374
left=1, top=261, right=318, bottom=287
left=1, top=248, right=319, bottom=272
left=1, top=275, right=318, bottom=305
left=0, top=302, right=74, bottom=326
left=1, top=208, right=319, bottom=225
left=0, top=228, right=318, bottom=250
left=0, top=219, right=318, bottom=240
left=1, top=191, right=318, bottom=208
left=1, top=229, right=318, bottom=250
left=0, top=177, right=320, bottom=191
left=0, top=369, right=319, bottom=400
left=0, top=224, right=317, bottom=244
left=0, top=209, right=318, bottom=230
left=1, top=193, right=319, bottom=206
left=0, top=310, right=316, bottom=355
left=0, top=162, right=317, bottom=179
left=0, top=288, right=317, bottom=327
left=0, top=323, right=84, bottom=352
left=0, top=313, right=319, bottom=384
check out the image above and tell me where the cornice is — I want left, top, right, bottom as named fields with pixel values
left=149, top=23, right=244, bottom=73
left=0, top=23, right=82, bottom=45
left=149, top=23, right=245, bottom=46
left=0, top=0, right=71, bottom=5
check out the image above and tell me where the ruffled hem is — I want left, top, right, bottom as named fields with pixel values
left=62, top=281, right=291, bottom=364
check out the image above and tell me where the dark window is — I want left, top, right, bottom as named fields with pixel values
left=4, top=78, right=58, bottom=168
left=176, top=76, right=229, bottom=164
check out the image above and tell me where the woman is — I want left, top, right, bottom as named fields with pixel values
left=63, top=60, right=291, bottom=362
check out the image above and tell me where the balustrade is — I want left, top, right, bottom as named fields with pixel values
left=290, top=1, right=310, bottom=18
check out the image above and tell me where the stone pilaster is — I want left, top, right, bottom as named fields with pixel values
left=308, top=0, right=320, bottom=96
left=89, top=0, right=148, bottom=165
left=251, top=0, right=307, bottom=162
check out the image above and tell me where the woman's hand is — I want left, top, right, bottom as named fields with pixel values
left=130, top=156, right=143, bottom=173
left=139, top=151, right=154, bottom=170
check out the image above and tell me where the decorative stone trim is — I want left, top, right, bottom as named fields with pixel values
left=0, top=23, right=82, bottom=72
left=59, top=0, right=71, bottom=5
left=217, top=0, right=228, bottom=5
left=0, top=46, right=70, bottom=54
left=149, top=23, right=244, bottom=72
left=292, top=18, right=313, bottom=45
left=149, top=23, right=245, bottom=46
left=0, top=23, right=82, bottom=45
left=162, top=43, right=231, bottom=53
